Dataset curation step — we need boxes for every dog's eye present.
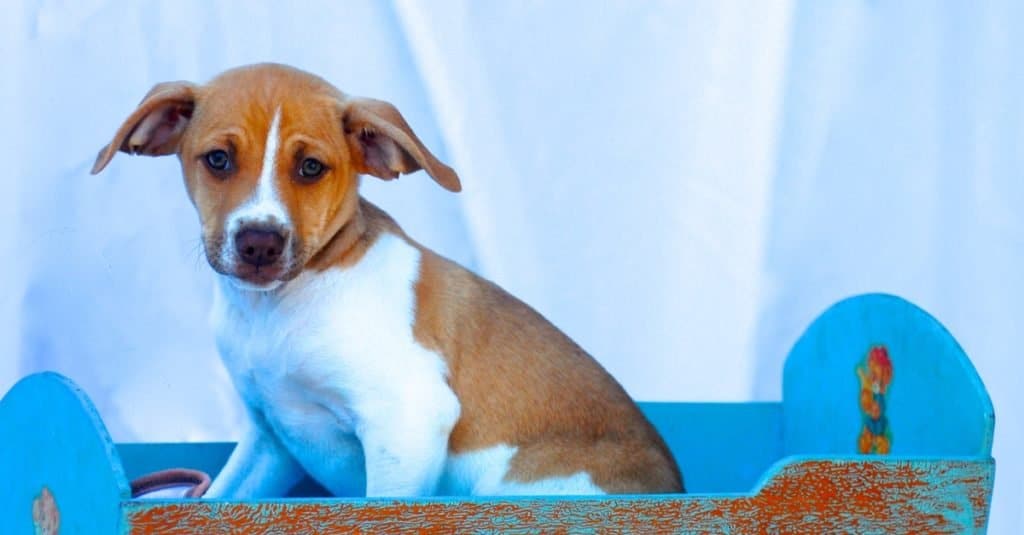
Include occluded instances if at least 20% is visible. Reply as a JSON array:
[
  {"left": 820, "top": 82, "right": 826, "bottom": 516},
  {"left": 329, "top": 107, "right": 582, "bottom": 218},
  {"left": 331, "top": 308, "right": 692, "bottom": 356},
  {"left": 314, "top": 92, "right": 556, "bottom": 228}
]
[
  {"left": 299, "top": 158, "right": 326, "bottom": 179},
  {"left": 204, "top": 150, "right": 232, "bottom": 173}
]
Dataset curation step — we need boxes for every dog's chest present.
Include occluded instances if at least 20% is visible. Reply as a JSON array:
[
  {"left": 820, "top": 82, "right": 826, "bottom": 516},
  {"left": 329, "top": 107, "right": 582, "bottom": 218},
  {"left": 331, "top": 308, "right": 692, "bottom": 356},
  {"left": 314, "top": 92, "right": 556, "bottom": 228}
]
[
  {"left": 212, "top": 290, "right": 356, "bottom": 433},
  {"left": 210, "top": 234, "right": 454, "bottom": 492}
]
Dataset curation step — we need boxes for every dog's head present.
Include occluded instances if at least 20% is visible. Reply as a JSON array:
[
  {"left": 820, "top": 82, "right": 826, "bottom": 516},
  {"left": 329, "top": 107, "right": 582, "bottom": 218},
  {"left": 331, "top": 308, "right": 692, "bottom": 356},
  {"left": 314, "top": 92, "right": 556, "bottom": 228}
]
[{"left": 93, "top": 63, "right": 459, "bottom": 290}]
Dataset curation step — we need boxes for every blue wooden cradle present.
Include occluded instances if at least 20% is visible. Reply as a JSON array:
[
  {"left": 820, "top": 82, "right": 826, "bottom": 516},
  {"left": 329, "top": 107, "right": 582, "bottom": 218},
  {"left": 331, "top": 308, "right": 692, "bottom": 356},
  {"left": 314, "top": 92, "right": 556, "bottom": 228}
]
[{"left": 0, "top": 294, "right": 995, "bottom": 533}]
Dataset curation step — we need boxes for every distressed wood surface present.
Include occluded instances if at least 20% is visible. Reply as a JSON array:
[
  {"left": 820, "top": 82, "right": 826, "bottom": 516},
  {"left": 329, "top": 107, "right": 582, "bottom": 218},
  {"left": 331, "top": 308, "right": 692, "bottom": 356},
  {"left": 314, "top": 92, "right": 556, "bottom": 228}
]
[{"left": 122, "top": 458, "right": 993, "bottom": 534}]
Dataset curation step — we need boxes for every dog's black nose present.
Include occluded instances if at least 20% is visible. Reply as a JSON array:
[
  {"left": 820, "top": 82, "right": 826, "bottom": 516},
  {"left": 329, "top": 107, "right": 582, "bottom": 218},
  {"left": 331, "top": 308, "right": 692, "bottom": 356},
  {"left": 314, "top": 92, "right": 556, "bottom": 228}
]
[{"left": 235, "top": 228, "right": 286, "bottom": 266}]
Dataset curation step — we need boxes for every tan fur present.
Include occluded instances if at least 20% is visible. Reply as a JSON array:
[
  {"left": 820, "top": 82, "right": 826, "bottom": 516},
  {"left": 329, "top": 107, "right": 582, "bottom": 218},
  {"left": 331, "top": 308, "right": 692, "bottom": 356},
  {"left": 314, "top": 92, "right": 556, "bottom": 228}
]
[
  {"left": 94, "top": 63, "right": 683, "bottom": 494},
  {"left": 411, "top": 238, "right": 682, "bottom": 492}
]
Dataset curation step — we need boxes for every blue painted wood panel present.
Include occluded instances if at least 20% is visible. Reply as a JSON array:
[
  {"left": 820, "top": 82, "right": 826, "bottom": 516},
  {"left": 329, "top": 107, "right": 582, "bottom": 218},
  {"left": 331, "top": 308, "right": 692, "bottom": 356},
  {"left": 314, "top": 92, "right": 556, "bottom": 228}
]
[
  {"left": 783, "top": 293, "right": 994, "bottom": 457},
  {"left": 0, "top": 372, "right": 129, "bottom": 534}
]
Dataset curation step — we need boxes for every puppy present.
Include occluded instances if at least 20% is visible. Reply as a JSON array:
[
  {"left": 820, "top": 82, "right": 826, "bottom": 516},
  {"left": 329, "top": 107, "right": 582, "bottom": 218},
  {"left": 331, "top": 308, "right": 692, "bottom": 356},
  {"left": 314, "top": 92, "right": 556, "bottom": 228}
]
[{"left": 93, "top": 63, "right": 683, "bottom": 498}]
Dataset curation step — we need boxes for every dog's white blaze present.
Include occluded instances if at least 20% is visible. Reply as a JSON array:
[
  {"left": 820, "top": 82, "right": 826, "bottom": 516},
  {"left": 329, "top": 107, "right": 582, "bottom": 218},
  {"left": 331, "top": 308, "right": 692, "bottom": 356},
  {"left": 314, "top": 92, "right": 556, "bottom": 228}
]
[
  {"left": 250, "top": 107, "right": 287, "bottom": 223},
  {"left": 221, "top": 107, "right": 289, "bottom": 269}
]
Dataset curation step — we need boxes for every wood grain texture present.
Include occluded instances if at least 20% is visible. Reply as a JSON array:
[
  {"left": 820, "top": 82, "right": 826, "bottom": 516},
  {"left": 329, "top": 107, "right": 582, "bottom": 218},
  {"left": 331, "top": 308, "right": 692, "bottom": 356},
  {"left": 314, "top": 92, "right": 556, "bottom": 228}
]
[{"left": 122, "top": 458, "right": 993, "bottom": 534}]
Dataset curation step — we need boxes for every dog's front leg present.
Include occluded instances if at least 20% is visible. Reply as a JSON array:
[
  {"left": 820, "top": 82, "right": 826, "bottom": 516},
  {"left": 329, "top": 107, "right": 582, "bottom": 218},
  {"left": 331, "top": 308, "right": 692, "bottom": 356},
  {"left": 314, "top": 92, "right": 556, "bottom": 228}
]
[
  {"left": 357, "top": 390, "right": 459, "bottom": 497},
  {"left": 205, "top": 418, "right": 305, "bottom": 499},
  {"left": 359, "top": 424, "right": 450, "bottom": 497}
]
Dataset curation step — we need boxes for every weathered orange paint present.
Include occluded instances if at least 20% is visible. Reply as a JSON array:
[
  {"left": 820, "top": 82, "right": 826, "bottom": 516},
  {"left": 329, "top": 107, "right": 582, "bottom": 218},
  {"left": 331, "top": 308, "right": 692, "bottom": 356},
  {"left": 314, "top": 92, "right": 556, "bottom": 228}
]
[{"left": 122, "top": 459, "right": 993, "bottom": 534}]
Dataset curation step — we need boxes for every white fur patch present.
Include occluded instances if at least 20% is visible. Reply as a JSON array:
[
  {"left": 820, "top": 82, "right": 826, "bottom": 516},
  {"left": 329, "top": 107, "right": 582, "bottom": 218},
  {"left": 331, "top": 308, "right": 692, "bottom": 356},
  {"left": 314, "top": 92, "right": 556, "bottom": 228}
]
[
  {"left": 440, "top": 444, "right": 605, "bottom": 496},
  {"left": 497, "top": 472, "right": 604, "bottom": 496},
  {"left": 439, "top": 444, "right": 519, "bottom": 495}
]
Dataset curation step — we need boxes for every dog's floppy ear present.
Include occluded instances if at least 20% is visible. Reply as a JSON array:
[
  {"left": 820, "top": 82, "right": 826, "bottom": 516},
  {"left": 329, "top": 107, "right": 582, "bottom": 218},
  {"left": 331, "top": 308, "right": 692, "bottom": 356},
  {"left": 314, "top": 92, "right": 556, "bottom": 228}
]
[
  {"left": 341, "top": 98, "right": 461, "bottom": 192},
  {"left": 91, "top": 81, "right": 197, "bottom": 174}
]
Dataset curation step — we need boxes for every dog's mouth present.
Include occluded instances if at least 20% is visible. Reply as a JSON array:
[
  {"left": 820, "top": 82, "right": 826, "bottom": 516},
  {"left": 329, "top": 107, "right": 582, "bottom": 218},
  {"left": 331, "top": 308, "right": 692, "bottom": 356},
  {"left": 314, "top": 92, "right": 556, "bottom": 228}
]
[
  {"left": 203, "top": 249, "right": 291, "bottom": 292},
  {"left": 230, "top": 264, "right": 286, "bottom": 290}
]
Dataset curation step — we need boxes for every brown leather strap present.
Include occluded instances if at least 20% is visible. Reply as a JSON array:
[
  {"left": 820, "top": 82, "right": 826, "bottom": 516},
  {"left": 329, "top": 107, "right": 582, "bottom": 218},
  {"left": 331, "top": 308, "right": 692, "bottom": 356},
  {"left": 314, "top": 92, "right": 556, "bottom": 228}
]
[{"left": 130, "top": 468, "right": 211, "bottom": 498}]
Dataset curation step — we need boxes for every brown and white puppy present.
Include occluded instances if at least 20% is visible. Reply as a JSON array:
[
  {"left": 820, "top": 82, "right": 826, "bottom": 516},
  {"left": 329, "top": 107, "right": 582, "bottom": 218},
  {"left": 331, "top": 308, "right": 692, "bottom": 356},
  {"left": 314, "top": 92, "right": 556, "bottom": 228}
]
[{"left": 92, "top": 63, "right": 683, "bottom": 498}]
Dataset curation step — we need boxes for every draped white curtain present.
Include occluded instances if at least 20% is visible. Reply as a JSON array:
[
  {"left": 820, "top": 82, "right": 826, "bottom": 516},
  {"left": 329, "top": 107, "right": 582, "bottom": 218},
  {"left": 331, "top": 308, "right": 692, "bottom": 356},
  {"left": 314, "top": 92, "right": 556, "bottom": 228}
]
[{"left": 1, "top": 1, "right": 1020, "bottom": 532}]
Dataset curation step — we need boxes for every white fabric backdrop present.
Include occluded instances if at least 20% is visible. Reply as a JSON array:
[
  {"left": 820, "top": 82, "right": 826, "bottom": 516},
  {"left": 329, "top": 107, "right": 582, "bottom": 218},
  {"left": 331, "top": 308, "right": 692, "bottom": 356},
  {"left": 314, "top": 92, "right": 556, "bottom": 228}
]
[{"left": 1, "top": 1, "right": 1020, "bottom": 532}]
